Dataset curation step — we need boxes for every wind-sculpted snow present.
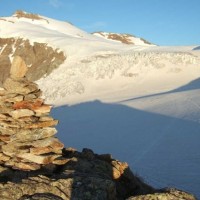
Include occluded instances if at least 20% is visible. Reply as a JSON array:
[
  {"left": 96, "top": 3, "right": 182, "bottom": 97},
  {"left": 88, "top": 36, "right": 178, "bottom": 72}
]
[{"left": 37, "top": 51, "right": 199, "bottom": 104}]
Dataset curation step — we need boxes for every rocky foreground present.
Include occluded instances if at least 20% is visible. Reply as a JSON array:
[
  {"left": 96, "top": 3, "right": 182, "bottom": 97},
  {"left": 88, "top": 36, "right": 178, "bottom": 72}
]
[
  {"left": 0, "top": 57, "right": 197, "bottom": 199},
  {"left": 0, "top": 147, "right": 197, "bottom": 200}
]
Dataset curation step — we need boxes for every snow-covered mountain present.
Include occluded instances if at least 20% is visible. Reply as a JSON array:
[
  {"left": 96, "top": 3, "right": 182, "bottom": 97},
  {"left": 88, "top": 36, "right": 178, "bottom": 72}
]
[
  {"left": 0, "top": 11, "right": 200, "bottom": 198},
  {"left": 0, "top": 11, "right": 199, "bottom": 105},
  {"left": 0, "top": 10, "right": 151, "bottom": 61},
  {"left": 0, "top": 10, "right": 154, "bottom": 87}
]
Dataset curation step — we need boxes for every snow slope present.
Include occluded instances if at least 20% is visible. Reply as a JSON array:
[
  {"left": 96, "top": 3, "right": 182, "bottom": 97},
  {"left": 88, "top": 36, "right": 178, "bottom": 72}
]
[
  {"left": 52, "top": 85, "right": 200, "bottom": 197},
  {"left": 1, "top": 11, "right": 200, "bottom": 198}
]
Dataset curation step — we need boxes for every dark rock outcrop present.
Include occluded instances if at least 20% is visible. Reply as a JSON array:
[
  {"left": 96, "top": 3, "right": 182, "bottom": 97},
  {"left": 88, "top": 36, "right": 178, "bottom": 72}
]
[
  {"left": 0, "top": 147, "right": 154, "bottom": 199},
  {"left": 0, "top": 148, "right": 196, "bottom": 200}
]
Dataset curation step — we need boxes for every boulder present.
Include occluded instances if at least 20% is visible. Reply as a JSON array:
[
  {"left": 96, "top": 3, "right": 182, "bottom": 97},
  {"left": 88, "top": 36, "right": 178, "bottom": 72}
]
[{"left": 10, "top": 56, "right": 28, "bottom": 78}]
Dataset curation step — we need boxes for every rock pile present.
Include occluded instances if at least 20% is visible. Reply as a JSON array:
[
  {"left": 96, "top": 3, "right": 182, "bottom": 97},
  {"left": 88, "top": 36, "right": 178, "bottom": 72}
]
[{"left": 0, "top": 56, "right": 66, "bottom": 170}]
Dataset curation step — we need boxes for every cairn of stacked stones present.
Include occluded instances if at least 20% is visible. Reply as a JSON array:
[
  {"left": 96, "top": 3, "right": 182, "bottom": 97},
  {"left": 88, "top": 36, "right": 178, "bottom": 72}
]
[{"left": 0, "top": 56, "right": 66, "bottom": 170}]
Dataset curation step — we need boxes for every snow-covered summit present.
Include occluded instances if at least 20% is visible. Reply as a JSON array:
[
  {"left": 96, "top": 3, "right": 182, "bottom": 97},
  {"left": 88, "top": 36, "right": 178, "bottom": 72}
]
[
  {"left": 0, "top": 10, "right": 97, "bottom": 43},
  {"left": 0, "top": 11, "right": 155, "bottom": 59}
]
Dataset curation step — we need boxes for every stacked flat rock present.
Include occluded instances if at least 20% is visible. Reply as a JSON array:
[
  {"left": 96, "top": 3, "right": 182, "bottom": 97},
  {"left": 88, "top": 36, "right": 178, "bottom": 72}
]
[{"left": 0, "top": 56, "right": 67, "bottom": 170}]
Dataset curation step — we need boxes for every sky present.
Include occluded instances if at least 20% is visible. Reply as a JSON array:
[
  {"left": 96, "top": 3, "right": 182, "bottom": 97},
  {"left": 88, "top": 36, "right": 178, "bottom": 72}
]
[{"left": 0, "top": 0, "right": 199, "bottom": 46}]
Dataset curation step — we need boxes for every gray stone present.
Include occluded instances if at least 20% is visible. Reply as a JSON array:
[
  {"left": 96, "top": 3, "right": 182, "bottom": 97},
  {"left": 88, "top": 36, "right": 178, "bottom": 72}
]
[
  {"left": 3, "top": 78, "right": 38, "bottom": 94},
  {"left": 17, "top": 153, "right": 61, "bottom": 164},
  {"left": 12, "top": 128, "right": 57, "bottom": 142}
]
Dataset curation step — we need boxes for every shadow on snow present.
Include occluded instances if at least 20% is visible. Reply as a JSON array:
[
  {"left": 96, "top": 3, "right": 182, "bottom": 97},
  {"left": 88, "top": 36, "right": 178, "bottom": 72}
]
[
  {"left": 52, "top": 99, "right": 200, "bottom": 198},
  {"left": 193, "top": 46, "right": 200, "bottom": 50}
]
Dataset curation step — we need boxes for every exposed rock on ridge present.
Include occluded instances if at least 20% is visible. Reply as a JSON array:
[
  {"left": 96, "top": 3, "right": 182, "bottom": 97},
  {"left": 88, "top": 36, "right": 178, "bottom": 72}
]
[
  {"left": 93, "top": 32, "right": 152, "bottom": 45},
  {"left": 14, "top": 10, "right": 49, "bottom": 23},
  {"left": 0, "top": 37, "right": 66, "bottom": 86}
]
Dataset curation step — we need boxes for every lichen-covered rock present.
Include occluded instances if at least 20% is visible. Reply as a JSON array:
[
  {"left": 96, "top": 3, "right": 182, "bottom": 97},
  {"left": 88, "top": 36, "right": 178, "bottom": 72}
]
[
  {"left": 0, "top": 148, "right": 196, "bottom": 200},
  {"left": 0, "top": 148, "right": 154, "bottom": 200},
  {"left": 127, "top": 188, "right": 196, "bottom": 200},
  {"left": 19, "top": 193, "right": 64, "bottom": 200}
]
